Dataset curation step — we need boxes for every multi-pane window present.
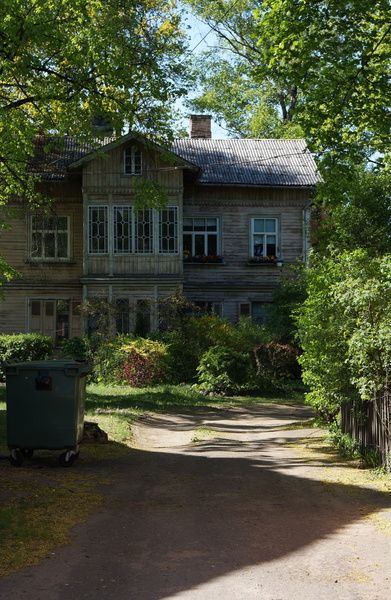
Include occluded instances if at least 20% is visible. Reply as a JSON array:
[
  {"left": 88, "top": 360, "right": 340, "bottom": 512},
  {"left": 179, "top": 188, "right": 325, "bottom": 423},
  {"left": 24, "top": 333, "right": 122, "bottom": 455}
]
[
  {"left": 114, "top": 206, "right": 132, "bottom": 254},
  {"left": 251, "top": 218, "right": 279, "bottom": 258},
  {"left": 88, "top": 206, "right": 108, "bottom": 254},
  {"left": 30, "top": 215, "right": 69, "bottom": 260},
  {"left": 159, "top": 207, "right": 178, "bottom": 254},
  {"left": 135, "top": 209, "right": 153, "bottom": 253},
  {"left": 124, "top": 146, "right": 142, "bottom": 175},
  {"left": 88, "top": 205, "right": 177, "bottom": 255},
  {"left": 183, "top": 217, "right": 219, "bottom": 256}
]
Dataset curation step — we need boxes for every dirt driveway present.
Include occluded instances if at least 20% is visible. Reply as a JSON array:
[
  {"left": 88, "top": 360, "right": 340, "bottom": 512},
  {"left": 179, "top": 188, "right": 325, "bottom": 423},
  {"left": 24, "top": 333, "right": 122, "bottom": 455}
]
[{"left": 0, "top": 403, "right": 390, "bottom": 600}]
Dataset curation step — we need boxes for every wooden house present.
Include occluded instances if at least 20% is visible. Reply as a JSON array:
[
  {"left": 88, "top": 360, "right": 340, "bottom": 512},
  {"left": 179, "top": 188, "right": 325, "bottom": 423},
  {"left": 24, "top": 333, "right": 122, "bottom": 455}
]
[{"left": 0, "top": 116, "right": 320, "bottom": 344}]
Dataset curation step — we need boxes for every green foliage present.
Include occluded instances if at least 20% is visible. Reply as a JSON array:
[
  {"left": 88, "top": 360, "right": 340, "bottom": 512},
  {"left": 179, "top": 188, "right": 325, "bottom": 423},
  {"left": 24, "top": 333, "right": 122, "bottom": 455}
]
[
  {"left": 255, "top": 0, "right": 391, "bottom": 171},
  {"left": 253, "top": 342, "right": 301, "bottom": 382},
  {"left": 296, "top": 250, "right": 391, "bottom": 418},
  {"left": 327, "top": 422, "right": 360, "bottom": 456},
  {"left": 183, "top": 0, "right": 301, "bottom": 139},
  {"left": 313, "top": 170, "right": 391, "bottom": 255},
  {"left": 197, "top": 345, "right": 253, "bottom": 393},
  {"left": 0, "top": 334, "right": 53, "bottom": 377},
  {"left": 265, "top": 263, "right": 307, "bottom": 344},
  {"left": 92, "top": 336, "right": 168, "bottom": 385},
  {"left": 0, "top": 0, "right": 189, "bottom": 254}
]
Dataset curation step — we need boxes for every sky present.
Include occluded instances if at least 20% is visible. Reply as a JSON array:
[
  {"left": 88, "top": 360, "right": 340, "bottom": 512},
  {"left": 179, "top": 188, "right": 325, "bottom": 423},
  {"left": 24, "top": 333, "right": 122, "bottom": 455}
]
[{"left": 177, "top": 11, "right": 229, "bottom": 139}]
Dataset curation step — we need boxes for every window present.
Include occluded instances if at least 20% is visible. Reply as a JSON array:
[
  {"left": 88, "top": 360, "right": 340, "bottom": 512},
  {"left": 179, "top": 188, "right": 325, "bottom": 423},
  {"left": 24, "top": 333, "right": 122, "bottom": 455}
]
[
  {"left": 159, "top": 207, "right": 178, "bottom": 254},
  {"left": 239, "top": 301, "right": 268, "bottom": 326},
  {"left": 88, "top": 205, "right": 177, "bottom": 255},
  {"left": 114, "top": 206, "right": 132, "bottom": 254},
  {"left": 30, "top": 215, "right": 69, "bottom": 260},
  {"left": 124, "top": 146, "right": 142, "bottom": 175},
  {"left": 135, "top": 209, "right": 153, "bottom": 253},
  {"left": 194, "top": 301, "right": 222, "bottom": 316},
  {"left": 88, "top": 206, "right": 108, "bottom": 254},
  {"left": 29, "top": 298, "right": 75, "bottom": 345},
  {"left": 251, "top": 218, "right": 279, "bottom": 258},
  {"left": 183, "top": 217, "right": 219, "bottom": 256},
  {"left": 116, "top": 299, "right": 130, "bottom": 334}
]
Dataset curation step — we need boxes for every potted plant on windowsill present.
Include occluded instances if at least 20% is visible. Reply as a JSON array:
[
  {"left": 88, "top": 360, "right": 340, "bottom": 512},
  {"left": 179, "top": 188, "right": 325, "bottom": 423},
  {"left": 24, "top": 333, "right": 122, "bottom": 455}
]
[
  {"left": 183, "top": 253, "right": 224, "bottom": 264},
  {"left": 247, "top": 256, "right": 283, "bottom": 266}
]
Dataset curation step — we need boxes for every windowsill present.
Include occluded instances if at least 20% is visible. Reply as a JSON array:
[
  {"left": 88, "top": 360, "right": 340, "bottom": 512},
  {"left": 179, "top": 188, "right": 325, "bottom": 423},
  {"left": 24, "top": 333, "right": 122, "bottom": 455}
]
[
  {"left": 25, "top": 258, "right": 76, "bottom": 264},
  {"left": 183, "top": 261, "right": 226, "bottom": 266},
  {"left": 246, "top": 260, "right": 282, "bottom": 266}
]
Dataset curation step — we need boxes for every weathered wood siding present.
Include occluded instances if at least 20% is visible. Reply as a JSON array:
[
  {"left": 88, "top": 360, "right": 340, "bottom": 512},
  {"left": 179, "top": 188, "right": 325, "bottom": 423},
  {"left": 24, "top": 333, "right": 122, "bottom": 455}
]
[
  {"left": 82, "top": 145, "right": 184, "bottom": 277},
  {"left": 183, "top": 185, "right": 311, "bottom": 321}
]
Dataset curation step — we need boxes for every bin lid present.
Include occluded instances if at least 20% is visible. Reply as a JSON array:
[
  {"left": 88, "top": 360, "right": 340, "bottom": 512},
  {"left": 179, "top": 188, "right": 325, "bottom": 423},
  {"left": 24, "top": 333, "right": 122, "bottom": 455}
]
[{"left": 3, "top": 359, "right": 89, "bottom": 376}]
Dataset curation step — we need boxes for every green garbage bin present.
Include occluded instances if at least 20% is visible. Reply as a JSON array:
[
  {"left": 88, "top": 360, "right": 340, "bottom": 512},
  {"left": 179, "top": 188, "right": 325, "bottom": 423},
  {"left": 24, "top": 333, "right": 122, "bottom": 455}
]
[{"left": 4, "top": 359, "right": 89, "bottom": 467}]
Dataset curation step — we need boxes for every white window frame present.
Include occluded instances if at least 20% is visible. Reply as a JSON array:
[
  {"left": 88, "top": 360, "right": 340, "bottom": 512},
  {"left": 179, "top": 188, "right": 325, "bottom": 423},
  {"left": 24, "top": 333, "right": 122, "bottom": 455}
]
[
  {"left": 183, "top": 216, "right": 220, "bottom": 256},
  {"left": 29, "top": 214, "right": 70, "bottom": 261},
  {"left": 250, "top": 217, "right": 279, "bottom": 259},
  {"left": 159, "top": 206, "right": 178, "bottom": 254},
  {"left": 123, "top": 146, "right": 142, "bottom": 175},
  {"left": 88, "top": 206, "right": 108, "bottom": 254},
  {"left": 88, "top": 205, "right": 178, "bottom": 255}
]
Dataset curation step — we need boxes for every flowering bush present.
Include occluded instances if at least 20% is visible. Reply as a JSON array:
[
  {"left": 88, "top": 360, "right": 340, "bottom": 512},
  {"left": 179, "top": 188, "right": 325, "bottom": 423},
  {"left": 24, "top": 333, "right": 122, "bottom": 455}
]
[{"left": 119, "top": 349, "right": 165, "bottom": 387}]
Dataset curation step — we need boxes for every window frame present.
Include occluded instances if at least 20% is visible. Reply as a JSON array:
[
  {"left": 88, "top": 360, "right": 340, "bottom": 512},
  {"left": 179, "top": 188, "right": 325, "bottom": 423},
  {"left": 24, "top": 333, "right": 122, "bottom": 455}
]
[
  {"left": 88, "top": 204, "right": 178, "bottom": 256},
  {"left": 250, "top": 216, "right": 280, "bottom": 259},
  {"left": 183, "top": 216, "right": 220, "bottom": 257},
  {"left": 123, "top": 146, "right": 142, "bottom": 176},
  {"left": 29, "top": 214, "right": 71, "bottom": 262}
]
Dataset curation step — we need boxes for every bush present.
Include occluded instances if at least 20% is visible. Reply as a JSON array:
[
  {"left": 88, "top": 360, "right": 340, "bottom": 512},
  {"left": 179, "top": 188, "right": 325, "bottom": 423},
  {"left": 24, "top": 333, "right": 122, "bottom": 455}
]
[
  {"left": 119, "top": 350, "right": 165, "bottom": 387},
  {"left": 0, "top": 334, "right": 53, "bottom": 378},
  {"left": 253, "top": 342, "right": 301, "bottom": 382},
  {"left": 197, "top": 345, "right": 252, "bottom": 394},
  {"left": 149, "top": 330, "right": 199, "bottom": 384}
]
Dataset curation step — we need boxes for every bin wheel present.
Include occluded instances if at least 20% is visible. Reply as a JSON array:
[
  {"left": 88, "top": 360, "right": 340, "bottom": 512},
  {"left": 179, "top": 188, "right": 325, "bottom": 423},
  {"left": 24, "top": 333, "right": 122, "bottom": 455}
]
[
  {"left": 9, "top": 450, "right": 24, "bottom": 467},
  {"left": 59, "top": 451, "right": 77, "bottom": 468},
  {"left": 21, "top": 449, "right": 34, "bottom": 458}
]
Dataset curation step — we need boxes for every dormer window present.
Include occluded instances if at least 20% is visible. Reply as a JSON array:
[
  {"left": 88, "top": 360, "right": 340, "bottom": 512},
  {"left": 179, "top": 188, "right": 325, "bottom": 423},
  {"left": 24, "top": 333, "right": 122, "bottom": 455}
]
[{"left": 124, "top": 146, "right": 142, "bottom": 175}]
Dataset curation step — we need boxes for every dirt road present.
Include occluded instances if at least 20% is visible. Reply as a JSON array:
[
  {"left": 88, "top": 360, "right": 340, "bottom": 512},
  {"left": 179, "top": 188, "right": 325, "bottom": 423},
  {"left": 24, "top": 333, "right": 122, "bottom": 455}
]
[{"left": 0, "top": 403, "right": 390, "bottom": 600}]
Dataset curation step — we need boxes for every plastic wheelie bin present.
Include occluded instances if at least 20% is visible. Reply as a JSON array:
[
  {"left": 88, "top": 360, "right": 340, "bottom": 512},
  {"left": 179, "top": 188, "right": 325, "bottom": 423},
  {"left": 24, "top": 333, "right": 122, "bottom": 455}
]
[{"left": 4, "top": 359, "right": 89, "bottom": 467}]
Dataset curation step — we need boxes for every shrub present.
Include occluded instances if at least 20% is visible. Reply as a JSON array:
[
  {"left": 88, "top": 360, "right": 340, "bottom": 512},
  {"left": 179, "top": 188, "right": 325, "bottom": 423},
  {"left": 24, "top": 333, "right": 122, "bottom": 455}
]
[
  {"left": 197, "top": 345, "right": 252, "bottom": 394},
  {"left": 253, "top": 342, "right": 301, "bottom": 382},
  {"left": 119, "top": 350, "right": 165, "bottom": 387},
  {"left": 0, "top": 334, "right": 53, "bottom": 378},
  {"left": 149, "top": 330, "right": 199, "bottom": 384}
]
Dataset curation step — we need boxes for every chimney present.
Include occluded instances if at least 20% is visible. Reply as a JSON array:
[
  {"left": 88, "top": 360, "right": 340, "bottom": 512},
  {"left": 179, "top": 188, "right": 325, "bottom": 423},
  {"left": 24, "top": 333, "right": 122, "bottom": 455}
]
[{"left": 189, "top": 114, "right": 212, "bottom": 139}]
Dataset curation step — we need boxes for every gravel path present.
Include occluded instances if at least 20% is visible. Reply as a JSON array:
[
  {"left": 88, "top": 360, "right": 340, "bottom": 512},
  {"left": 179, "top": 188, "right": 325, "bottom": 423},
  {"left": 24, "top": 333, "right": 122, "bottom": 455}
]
[{"left": 0, "top": 403, "right": 390, "bottom": 600}]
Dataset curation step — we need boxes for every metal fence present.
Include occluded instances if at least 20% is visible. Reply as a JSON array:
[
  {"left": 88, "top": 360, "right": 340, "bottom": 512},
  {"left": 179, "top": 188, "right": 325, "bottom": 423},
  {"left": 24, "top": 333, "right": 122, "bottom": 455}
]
[{"left": 340, "top": 388, "right": 391, "bottom": 468}]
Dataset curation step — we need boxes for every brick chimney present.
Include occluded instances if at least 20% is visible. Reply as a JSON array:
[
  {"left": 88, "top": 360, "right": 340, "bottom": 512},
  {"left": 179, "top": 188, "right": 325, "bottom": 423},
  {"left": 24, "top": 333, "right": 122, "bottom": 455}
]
[{"left": 189, "top": 114, "right": 212, "bottom": 139}]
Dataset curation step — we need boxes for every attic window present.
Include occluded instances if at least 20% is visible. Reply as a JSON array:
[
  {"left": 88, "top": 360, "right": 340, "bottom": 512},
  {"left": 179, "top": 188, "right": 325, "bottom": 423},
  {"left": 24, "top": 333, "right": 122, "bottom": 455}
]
[{"left": 124, "top": 146, "right": 142, "bottom": 175}]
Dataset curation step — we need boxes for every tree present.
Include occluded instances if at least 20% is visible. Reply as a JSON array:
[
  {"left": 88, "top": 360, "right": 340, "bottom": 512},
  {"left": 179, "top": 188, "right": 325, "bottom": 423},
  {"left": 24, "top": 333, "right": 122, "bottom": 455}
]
[
  {"left": 295, "top": 250, "right": 391, "bottom": 419},
  {"left": 184, "top": 0, "right": 302, "bottom": 138},
  {"left": 254, "top": 0, "right": 391, "bottom": 170},
  {"left": 0, "top": 0, "right": 189, "bottom": 205}
]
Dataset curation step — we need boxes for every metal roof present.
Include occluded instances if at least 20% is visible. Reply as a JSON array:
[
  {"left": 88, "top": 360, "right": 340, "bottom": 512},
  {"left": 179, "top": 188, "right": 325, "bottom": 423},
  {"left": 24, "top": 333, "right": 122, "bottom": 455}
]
[
  {"left": 171, "top": 138, "right": 320, "bottom": 187},
  {"left": 29, "top": 135, "right": 320, "bottom": 187}
]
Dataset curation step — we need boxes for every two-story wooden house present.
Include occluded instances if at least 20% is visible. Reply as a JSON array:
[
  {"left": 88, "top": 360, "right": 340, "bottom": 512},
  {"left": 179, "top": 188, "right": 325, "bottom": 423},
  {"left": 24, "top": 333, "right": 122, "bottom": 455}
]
[{"left": 0, "top": 115, "right": 319, "bottom": 344}]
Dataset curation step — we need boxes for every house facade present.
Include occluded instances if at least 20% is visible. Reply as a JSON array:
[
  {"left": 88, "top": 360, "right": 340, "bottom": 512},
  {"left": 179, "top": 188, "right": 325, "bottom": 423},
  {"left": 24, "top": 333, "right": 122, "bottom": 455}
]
[{"left": 0, "top": 116, "right": 319, "bottom": 344}]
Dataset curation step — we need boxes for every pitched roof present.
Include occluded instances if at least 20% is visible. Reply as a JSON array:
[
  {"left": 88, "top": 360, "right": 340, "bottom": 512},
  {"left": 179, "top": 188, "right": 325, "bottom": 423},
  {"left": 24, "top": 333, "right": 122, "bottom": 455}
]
[
  {"left": 28, "top": 136, "right": 107, "bottom": 180},
  {"left": 28, "top": 135, "right": 320, "bottom": 187},
  {"left": 171, "top": 138, "right": 320, "bottom": 187}
]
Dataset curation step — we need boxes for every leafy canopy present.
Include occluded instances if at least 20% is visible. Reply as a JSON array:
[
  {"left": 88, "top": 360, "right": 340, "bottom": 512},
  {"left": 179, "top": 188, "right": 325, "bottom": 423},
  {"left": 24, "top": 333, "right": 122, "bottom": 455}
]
[
  {"left": 0, "top": 0, "right": 189, "bottom": 203},
  {"left": 184, "top": 0, "right": 302, "bottom": 138},
  {"left": 255, "top": 0, "right": 391, "bottom": 169}
]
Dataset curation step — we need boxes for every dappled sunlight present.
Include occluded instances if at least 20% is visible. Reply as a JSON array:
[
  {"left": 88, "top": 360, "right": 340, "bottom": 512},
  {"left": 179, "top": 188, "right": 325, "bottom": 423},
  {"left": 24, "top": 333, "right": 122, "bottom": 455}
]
[{"left": 1, "top": 403, "right": 389, "bottom": 599}]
